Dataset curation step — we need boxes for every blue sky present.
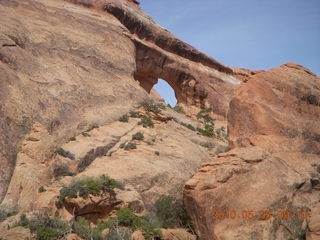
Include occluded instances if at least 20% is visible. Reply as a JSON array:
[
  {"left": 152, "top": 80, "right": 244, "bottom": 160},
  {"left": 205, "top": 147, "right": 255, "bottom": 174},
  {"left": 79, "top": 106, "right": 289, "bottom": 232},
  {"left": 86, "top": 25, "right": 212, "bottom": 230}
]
[{"left": 140, "top": 0, "right": 320, "bottom": 105}]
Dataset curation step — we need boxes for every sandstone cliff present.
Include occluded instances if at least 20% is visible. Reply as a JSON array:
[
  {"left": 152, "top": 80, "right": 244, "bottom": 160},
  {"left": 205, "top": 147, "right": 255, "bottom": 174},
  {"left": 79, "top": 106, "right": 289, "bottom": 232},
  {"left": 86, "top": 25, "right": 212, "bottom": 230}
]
[
  {"left": 184, "top": 63, "right": 320, "bottom": 240},
  {"left": 0, "top": 0, "right": 319, "bottom": 240}
]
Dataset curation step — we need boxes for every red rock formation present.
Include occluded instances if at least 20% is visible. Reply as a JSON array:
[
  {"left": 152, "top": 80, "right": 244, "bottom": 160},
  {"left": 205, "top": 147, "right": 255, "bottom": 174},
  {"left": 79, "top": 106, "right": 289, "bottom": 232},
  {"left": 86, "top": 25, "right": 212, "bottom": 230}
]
[
  {"left": 184, "top": 64, "right": 320, "bottom": 240},
  {"left": 0, "top": 1, "right": 319, "bottom": 240},
  {"left": 0, "top": 0, "right": 240, "bottom": 203}
]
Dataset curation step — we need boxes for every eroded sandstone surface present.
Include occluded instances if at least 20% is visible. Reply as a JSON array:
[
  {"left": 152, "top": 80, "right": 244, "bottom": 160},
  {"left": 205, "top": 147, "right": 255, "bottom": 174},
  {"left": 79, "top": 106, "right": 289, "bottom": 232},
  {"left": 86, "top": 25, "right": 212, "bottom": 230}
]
[
  {"left": 0, "top": 0, "right": 319, "bottom": 240},
  {"left": 184, "top": 64, "right": 320, "bottom": 240}
]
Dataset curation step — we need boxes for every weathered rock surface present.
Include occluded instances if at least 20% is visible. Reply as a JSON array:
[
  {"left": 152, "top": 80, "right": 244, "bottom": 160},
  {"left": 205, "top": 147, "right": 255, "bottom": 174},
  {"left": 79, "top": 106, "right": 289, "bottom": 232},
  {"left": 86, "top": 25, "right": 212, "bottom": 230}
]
[
  {"left": 0, "top": 226, "right": 32, "bottom": 240},
  {"left": 161, "top": 228, "right": 196, "bottom": 240},
  {"left": 0, "top": 0, "right": 238, "bottom": 205},
  {"left": 0, "top": 0, "right": 319, "bottom": 240},
  {"left": 0, "top": 0, "right": 148, "bottom": 203},
  {"left": 36, "top": 106, "right": 227, "bottom": 217},
  {"left": 307, "top": 203, "right": 320, "bottom": 240},
  {"left": 184, "top": 64, "right": 320, "bottom": 240}
]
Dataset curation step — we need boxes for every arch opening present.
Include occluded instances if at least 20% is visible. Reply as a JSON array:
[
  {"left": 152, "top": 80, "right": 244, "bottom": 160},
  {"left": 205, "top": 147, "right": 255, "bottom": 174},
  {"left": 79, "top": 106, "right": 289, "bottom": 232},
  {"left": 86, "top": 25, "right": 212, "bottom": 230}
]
[{"left": 153, "top": 79, "right": 177, "bottom": 106}]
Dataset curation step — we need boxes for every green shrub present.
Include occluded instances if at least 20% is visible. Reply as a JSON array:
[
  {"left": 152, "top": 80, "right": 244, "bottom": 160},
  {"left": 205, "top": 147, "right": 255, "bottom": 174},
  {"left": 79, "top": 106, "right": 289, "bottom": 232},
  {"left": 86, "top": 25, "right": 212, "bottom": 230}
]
[
  {"left": 155, "top": 151, "right": 160, "bottom": 156},
  {"left": 117, "top": 208, "right": 161, "bottom": 240},
  {"left": 138, "top": 115, "right": 154, "bottom": 128},
  {"left": 119, "top": 114, "right": 129, "bottom": 122},
  {"left": 53, "top": 164, "right": 76, "bottom": 178},
  {"left": 65, "top": 171, "right": 76, "bottom": 177},
  {"left": 87, "top": 124, "right": 99, "bottom": 131},
  {"left": 173, "top": 106, "right": 185, "bottom": 114},
  {"left": 155, "top": 195, "right": 177, "bottom": 228},
  {"left": 0, "top": 206, "right": 17, "bottom": 222},
  {"left": 82, "top": 132, "right": 91, "bottom": 137},
  {"left": 196, "top": 108, "right": 215, "bottom": 123},
  {"left": 38, "top": 186, "right": 46, "bottom": 193},
  {"left": 129, "top": 111, "right": 141, "bottom": 118},
  {"left": 124, "top": 142, "right": 137, "bottom": 150},
  {"left": 36, "top": 227, "right": 59, "bottom": 240},
  {"left": 15, "top": 214, "right": 30, "bottom": 227},
  {"left": 106, "top": 151, "right": 115, "bottom": 157},
  {"left": 117, "top": 208, "right": 142, "bottom": 228},
  {"left": 141, "top": 101, "right": 165, "bottom": 114},
  {"left": 179, "top": 122, "right": 195, "bottom": 131},
  {"left": 200, "top": 142, "right": 214, "bottom": 149},
  {"left": 132, "top": 132, "right": 144, "bottom": 141},
  {"left": 120, "top": 142, "right": 137, "bottom": 150},
  {"left": 105, "top": 228, "right": 132, "bottom": 240},
  {"left": 14, "top": 212, "right": 69, "bottom": 239},
  {"left": 197, "top": 124, "right": 214, "bottom": 137},
  {"left": 58, "top": 175, "right": 124, "bottom": 203},
  {"left": 55, "top": 199, "right": 64, "bottom": 209},
  {"left": 140, "top": 221, "right": 162, "bottom": 240},
  {"left": 167, "top": 104, "right": 172, "bottom": 109},
  {"left": 70, "top": 137, "right": 76, "bottom": 141},
  {"left": 56, "top": 148, "right": 75, "bottom": 160},
  {"left": 73, "top": 217, "right": 103, "bottom": 240},
  {"left": 155, "top": 195, "right": 191, "bottom": 229},
  {"left": 299, "top": 229, "right": 307, "bottom": 240}
]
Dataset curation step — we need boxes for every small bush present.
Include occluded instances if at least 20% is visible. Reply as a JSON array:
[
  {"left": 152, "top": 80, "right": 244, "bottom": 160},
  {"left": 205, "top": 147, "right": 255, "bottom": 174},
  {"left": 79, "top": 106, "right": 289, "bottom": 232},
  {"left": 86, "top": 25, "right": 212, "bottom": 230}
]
[
  {"left": 14, "top": 212, "right": 69, "bottom": 240},
  {"left": 132, "top": 132, "right": 144, "bottom": 141},
  {"left": 119, "top": 114, "right": 129, "bottom": 122},
  {"left": 56, "top": 148, "right": 75, "bottom": 160},
  {"left": 117, "top": 208, "right": 142, "bottom": 228},
  {"left": 155, "top": 151, "right": 160, "bottom": 156},
  {"left": 38, "top": 186, "right": 46, "bottom": 193},
  {"left": 105, "top": 228, "right": 132, "bottom": 240},
  {"left": 314, "top": 134, "right": 320, "bottom": 142},
  {"left": 36, "top": 227, "right": 59, "bottom": 240},
  {"left": 55, "top": 199, "right": 64, "bottom": 209},
  {"left": 65, "top": 171, "right": 76, "bottom": 177},
  {"left": 0, "top": 205, "right": 17, "bottom": 222},
  {"left": 106, "top": 151, "right": 115, "bottom": 157},
  {"left": 167, "top": 104, "right": 172, "bottom": 109},
  {"left": 53, "top": 164, "right": 76, "bottom": 178},
  {"left": 117, "top": 208, "right": 161, "bottom": 240},
  {"left": 197, "top": 124, "right": 214, "bottom": 137},
  {"left": 82, "top": 132, "right": 91, "bottom": 137},
  {"left": 141, "top": 101, "right": 162, "bottom": 114},
  {"left": 196, "top": 108, "right": 214, "bottom": 123},
  {"left": 124, "top": 142, "right": 137, "bottom": 150},
  {"left": 58, "top": 175, "right": 124, "bottom": 203},
  {"left": 87, "top": 124, "right": 99, "bottom": 131},
  {"left": 70, "top": 137, "right": 76, "bottom": 141},
  {"left": 14, "top": 214, "right": 29, "bottom": 227},
  {"left": 140, "top": 221, "right": 162, "bottom": 240},
  {"left": 73, "top": 217, "right": 102, "bottom": 240},
  {"left": 155, "top": 195, "right": 191, "bottom": 229},
  {"left": 179, "top": 122, "right": 196, "bottom": 131},
  {"left": 138, "top": 115, "right": 154, "bottom": 128},
  {"left": 129, "top": 111, "right": 141, "bottom": 118},
  {"left": 173, "top": 106, "right": 185, "bottom": 114},
  {"left": 200, "top": 142, "right": 214, "bottom": 149}
]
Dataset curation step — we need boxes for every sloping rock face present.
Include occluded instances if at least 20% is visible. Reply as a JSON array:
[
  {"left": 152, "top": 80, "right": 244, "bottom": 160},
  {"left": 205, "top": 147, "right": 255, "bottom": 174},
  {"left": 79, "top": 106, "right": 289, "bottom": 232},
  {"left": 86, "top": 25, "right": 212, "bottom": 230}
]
[
  {"left": 184, "top": 64, "right": 320, "bottom": 240},
  {"left": 0, "top": 0, "right": 237, "bottom": 205},
  {"left": 0, "top": 0, "right": 147, "bottom": 203}
]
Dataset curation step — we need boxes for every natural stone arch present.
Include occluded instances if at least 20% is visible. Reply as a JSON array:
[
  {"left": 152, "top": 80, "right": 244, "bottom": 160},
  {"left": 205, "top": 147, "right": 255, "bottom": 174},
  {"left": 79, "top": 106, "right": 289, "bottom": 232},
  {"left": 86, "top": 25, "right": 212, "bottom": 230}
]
[{"left": 133, "top": 40, "right": 202, "bottom": 107}]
